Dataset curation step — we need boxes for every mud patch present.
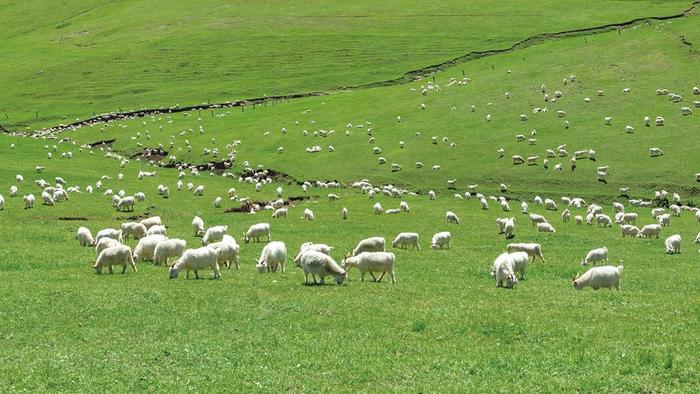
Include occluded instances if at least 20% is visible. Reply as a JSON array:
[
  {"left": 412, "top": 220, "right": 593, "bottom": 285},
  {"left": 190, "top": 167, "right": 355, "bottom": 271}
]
[
  {"left": 58, "top": 216, "right": 89, "bottom": 221},
  {"left": 224, "top": 195, "right": 315, "bottom": 213},
  {"left": 131, "top": 148, "right": 168, "bottom": 163},
  {"left": 88, "top": 138, "right": 115, "bottom": 148}
]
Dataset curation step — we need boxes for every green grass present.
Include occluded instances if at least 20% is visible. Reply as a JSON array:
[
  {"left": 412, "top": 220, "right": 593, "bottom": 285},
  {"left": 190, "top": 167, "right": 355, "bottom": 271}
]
[
  {"left": 0, "top": 0, "right": 693, "bottom": 130},
  {"left": 0, "top": 2, "right": 699, "bottom": 392}
]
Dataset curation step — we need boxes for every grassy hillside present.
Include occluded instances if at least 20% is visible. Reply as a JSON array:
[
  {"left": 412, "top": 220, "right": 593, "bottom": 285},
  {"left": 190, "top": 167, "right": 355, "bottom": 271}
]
[
  {"left": 0, "top": 2, "right": 699, "bottom": 392},
  {"left": 0, "top": 0, "right": 693, "bottom": 130}
]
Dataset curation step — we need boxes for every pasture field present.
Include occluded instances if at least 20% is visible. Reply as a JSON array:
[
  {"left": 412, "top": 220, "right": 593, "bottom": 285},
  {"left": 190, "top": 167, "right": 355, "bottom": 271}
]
[
  {"left": 0, "top": 1, "right": 699, "bottom": 392},
  {"left": 0, "top": 0, "right": 693, "bottom": 130}
]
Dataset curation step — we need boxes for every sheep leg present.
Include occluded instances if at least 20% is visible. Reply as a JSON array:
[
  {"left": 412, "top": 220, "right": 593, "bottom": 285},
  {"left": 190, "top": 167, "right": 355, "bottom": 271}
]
[
  {"left": 281, "top": 262, "right": 285, "bottom": 273},
  {"left": 370, "top": 271, "right": 379, "bottom": 282},
  {"left": 194, "top": 270, "right": 200, "bottom": 279},
  {"left": 319, "top": 277, "right": 325, "bottom": 285},
  {"left": 108, "top": 265, "right": 114, "bottom": 275},
  {"left": 121, "top": 264, "right": 127, "bottom": 274},
  {"left": 390, "top": 270, "right": 396, "bottom": 283},
  {"left": 304, "top": 271, "right": 309, "bottom": 285},
  {"left": 377, "top": 271, "right": 386, "bottom": 282},
  {"left": 360, "top": 271, "right": 365, "bottom": 282}
]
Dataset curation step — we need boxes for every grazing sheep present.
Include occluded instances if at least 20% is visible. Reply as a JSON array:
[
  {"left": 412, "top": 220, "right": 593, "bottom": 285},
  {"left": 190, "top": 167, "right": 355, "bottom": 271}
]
[
  {"left": 95, "top": 228, "right": 123, "bottom": 244},
  {"left": 544, "top": 198, "right": 558, "bottom": 211},
  {"left": 202, "top": 225, "right": 228, "bottom": 245},
  {"left": 664, "top": 234, "right": 681, "bottom": 254},
  {"left": 342, "top": 252, "right": 396, "bottom": 283},
  {"left": 428, "top": 190, "right": 436, "bottom": 200},
  {"left": 116, "top": 196, "right": 135, "bottom": 212},
  {"left": 618, "top": 212, "right": 638, "bottom": 224},
  {"left": 295, "top": 250, "right": 346, "bottom": 285},
  {"left": 581, "top": 247, "right": 609, "bottom": 266},
  {"left": 504, "top": 217, "right": 516, "bottom": 239},
  {"left": 596, "top": 214, "right": 613, "bottom": 228},
  {"left": 491, "top": 253, "right": 518, "bottom": 288},
  {"left": 302, "top": 208, "right": 315, "bottom": 221},
  {"left": 561, "top": 209, "right": 571, "bottom": 223},
  {"left": 650, "top": 147, "right": 664, "bottom": 157},
  {"left": 537, "top": 223, "right": 556, "bottom": 233},
  {"left": 520, "top": 201, "right": 528, "bottom": 214},
  {"left": 140, "top": 216, "right": 162, "bottom": 230},
  {"left": 169, "top": 247, "right": 221, "bottom": 279},
  {"left": 153, "top": 239, "right": 187, "bottom": 265},
  {"left": 133, "top": 234, "right": 168, "bottom": 262},
  {"left": 341, "top": 207, "right": 348, "bottom": 219},
  {"left": 272, "top": 207, "right": 288, "bottom": 218},
  {"left": 572, "top": 265, "right": 623, "bottom": 290},
  {"left": 93, "top": 245, "right": 137, "bottom": 274},
  {"left": 255, "top": 241, "right": 287, "bottom": 273},
  {"left": 352, "top": 237, "right": 385, "bottom": 256},
  {"left": 244, "top": 223, "right": 271, "bottom": 243},
  {"left": 392, "top": 232, "right": 420, "bottom": 250},
  {"left": 207, "top": 236, "right": 240, "bottom": 270},
  {"left": 121, "top": 222, "right": 147, "bottom": 240},
  {"left": 373, "top": 202, "right": 383, "bottom": 214},
  {"left": 656, "top": 213, "right": 671, "bottom": 227},
  {"left": 192, "top": 216, "right": 204, "bottom": 237},
  {"left": 575, "top": 215, "right": 583, "bottom": 224},
  {"left": 651, "top": 208, "right": 665, "bottom": 218},
  {"left": 479, "top": 197, "right": 489, "bottom": 210},
  {"left": 507, "top": 243, "right": 545, "bottom": 263},
  {"left": 512, "top": 155, "right": 525, "bottom": 165},
  {"left": 193, "top": 185, "right": 205, "bottom": 196},
  {"left": 41, "top": 191, "right": 54, "bottom": 206},
  {"left": 446, "top": 211, "right": 460, "bottom": 224},
  {"left": 620, "top": 225, "right": 640, "bottom": 238},
  {"left": 76, "top": 227, "right": 96, "bottom": 247},
  {"left": 147, "top": 225, "right": 167, "bottom": 237},
  {"left": 496, "top": 217, "right": 508, "bottom": 234},
  {"left": 95, "top": 237, "right": 121, "bottom": 257},
  {"left": 429, "top": 231, "right": 452, "bottom": 250},
  {"left": 637, "top": 224, "right": 662, "bottom": 239}
]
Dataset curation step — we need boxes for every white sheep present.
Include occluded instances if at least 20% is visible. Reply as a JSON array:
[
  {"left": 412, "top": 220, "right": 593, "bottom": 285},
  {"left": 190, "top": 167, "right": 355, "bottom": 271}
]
[
  {"left": 572, "top": 265, "right": 623, "bottom": 290},
  {"left": 596, "top": 214, "right": 613, "bottom": 228},
  {"left": 41, "top": 191, "right": 54, "bottom": 206},
  {"left": 193, "top": 185, "right": 205, "bottom": 196},
  {"left": 649, "top": 147, "right": 664, "bottom": 157},
  {"left": 154, "top": 239, "right": 187, "bottom": 265},
  {"left": 504, "top": 217, "right": 515, "bottom": 239},
  {"left": 520, "top": 201, "right": 528, "bottom": 214},
  {"left": 169, "top": 247, "right": 221, "bottom": 279},
  {"left": 544, "top": 198, "right": 557, "bottom": 211},
  {"left": 133, "top": 234, "right": 168, "bottom": 262},
  {"left": 637, "top": 224, "right": 662, "bottom": 239},
  {"left": 529, "top": 213, "right": 547, "bottom": 226},
  {"left": 430, "top": 232, "right": 451, "bottom": 249},
  {"left": 506, "top": 243, "right": 545, "bottom": 263},
  {"left": 95, "top": 237, "right": 121, "bottom": 258},
  {"left": 657, "top": 213, "right": 671, "bottom": 227},
  {"left": 272, "top": 207, "right": 288, "bottom": 218},
  {"left": 255, "top": 241, "right": 287, "bottom": 273},
  {"left": 95, "top": 228, "right": 123, "bottom": 244},
  {"left": 508, "top": 251, "right": 529, "bottom": 280},
  {"left": 207, "top": 236, "right": 240, "bottom": 270},
  {"left": 561, "top": 209, "right": 571, "bottom": 223},
  {"left": 491, "top": 252, "right": 518, "bottom": 288},
  {"left": 121, "top": 222, "right": 147, "bottom": 240},
  {"left": 575, "top": 215, "right": 583, "bottom": 224},
  {"left": 342, "top": 252, "right": 396, "bottom": 283},
  {"left": 244, "top": 223, "right": 271, "bottom": 243},
  {"left": 664, "top": 234, "right": 681, "bottom": 254},
  {"left": 147, "top": 224, "right": 167, "bottom": 236},
  {"left": 581, "top": 247, "right": 608, "bottom": 266},
  {"left": 392, "top": 232, "right": 420, "bottom": 250},
  {"left": 295, "top": 250, "right": 346, "bottom": 285},
  {"left": 202, "top": 225, "right": 228, "bottom": 245},
  {"left": 620, "top": 225, "right": 640, "bottom": 238},
  {"left": 537, "top": 223, "right": 556, "bottom": 233},
  {"left": 479, "top": 197, "right": 489, "bottom": 210},
  {"left": 351, "top": 237, "right": 385, "bottom": 256},
  {"left": 76, "top": 227, "right": 96, "bottom": 247},
  {"left": 373, "top": 202, "right": 383, "bottom": 214},
  {"left": 428, "top": 190, "right": 436, "bottom": 200},
  {"left": 116, "top": 196, "right": 135, "bottom": 212},
  {"left": 302, "top": 208, "right": 315, "bottom": 221},
  {"left": 192, "top": 216, "right": 204, "bottom": 237},
  {"left": 446, "top": 211, "right": 460, "bottom": 224},
  {"left": 93, "top": 245, "right": 137, "bottom": 274},
  {"left": 341, "top": 207, "right": 348, "bottom": 219}
]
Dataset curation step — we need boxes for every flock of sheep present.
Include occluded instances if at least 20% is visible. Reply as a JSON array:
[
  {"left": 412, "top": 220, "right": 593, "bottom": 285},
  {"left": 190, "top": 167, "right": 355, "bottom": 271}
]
[{"left": 1, "top": 73, "right": 698, "bottom": 291}]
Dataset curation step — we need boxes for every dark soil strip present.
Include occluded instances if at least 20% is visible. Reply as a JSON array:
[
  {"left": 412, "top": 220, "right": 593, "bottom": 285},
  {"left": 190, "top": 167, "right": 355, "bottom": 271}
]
[{"left": 11, "top": 2, "right": 698, "bottom": 137}]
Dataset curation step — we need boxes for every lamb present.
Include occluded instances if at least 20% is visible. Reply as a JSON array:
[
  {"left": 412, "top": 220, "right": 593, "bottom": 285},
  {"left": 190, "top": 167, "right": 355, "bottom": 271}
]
[
  {"left": 491, "top": 253, "right": 518, "bottom": 288},
  {"left": 637, "top": 224, "right": 662, "bottom": 239},
  {"left": 430, "top": 231, "right": 452, "bottom": 249},
  {"left": 116, "top": 196, "right": 135, "bottom": 212},
  {"left": 596, "top": 214, "right": 613, "bottom": 228},
  {"left": 95, "top": 237, "right": 121, "bottom": 257},
  {"left": 572, "top": 265, "right": 623, "bottom": 290},
  {"left": 302, "top": 208, "right": 315, "bottom": 221},
  {"left": 581, "top": 247, "right": 608, "bottom": 266},
  {"left": 120, "top": 222, "right": 147, "bottom": 240},
  {"left": 133, "top": 234, "right": 168, "bottom": 262},
  {"left": 392, "top": 232, "right": 420, "bottom": 250},
  {"left": 272, "top": 207, "right": 288, "bottom": 218},
  {"left": 352, "top": 237, "right": 385, "bottom": 256},
  {"left": 342, "top": 252, "right": 396, "bottom": 283},
  {"left": 76, "top": 227, "right": 96, "bottom": 247},
  {"left": 147, "top": 224, "right": 167, "bottom": 236},
  {"left": 244, "top": 223, "right": 271, "bottom": 243},
  {"left": 169, "top": 247, "right": 221, "bottom": 279},
  {"left": 93, "top": 245, "right": 137, "bottom": 274},
  {"left": 255, "top": 241, "right": 287, "bottom": 273},
  {"left": 202, "top": 225, "right": 228, "bottom": 245},
  {"left": 192, "top": 216, "right": 204, "bottom": 237},
  {"left": 508, "top": 251, "right": 529, "bottom": 280},
  {"left": 620, "top": 225, "right": 640, "bottom": 238},
  {"left": 207, "top": 236, "right": 240, "bottom": 270},
  {"left": 537, "top": 223, "right": 556, "bottom": 233},
  {"left": 446, "top": 211, "right": 460, "bottom": 224},
  {"left": 140, "top": 216, "right": 162, "bottom": 230},
  {"left": 153, "top": 239, "right": 187, "bottom": 265},
  {"left": 529, "top": 213, "right": 547, "bottom": 226},
  {"left": 504, "top": 217, "right": 515, "bottom": 239},
  {"left": 664, "top": 234, "right": 681, "bottom": 254},
  {"left": 95, "top": 228, "right": 123, "bottom": 244},
  {"left": 295, "top": 250, "right": 346, "bottom": 285}
]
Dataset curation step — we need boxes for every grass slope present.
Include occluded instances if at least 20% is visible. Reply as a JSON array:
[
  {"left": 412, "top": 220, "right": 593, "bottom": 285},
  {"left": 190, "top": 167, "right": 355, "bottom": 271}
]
[{"left": 0, "top": 0, "right": 692, "bottom": 130}]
